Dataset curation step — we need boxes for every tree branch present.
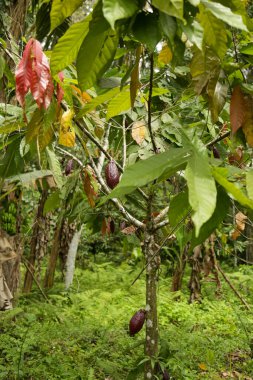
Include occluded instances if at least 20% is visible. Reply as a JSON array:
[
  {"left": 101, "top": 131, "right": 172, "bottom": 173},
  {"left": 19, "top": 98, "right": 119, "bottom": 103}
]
[{"left": 97, "top": 124, "right": 111, "bottom": 175}]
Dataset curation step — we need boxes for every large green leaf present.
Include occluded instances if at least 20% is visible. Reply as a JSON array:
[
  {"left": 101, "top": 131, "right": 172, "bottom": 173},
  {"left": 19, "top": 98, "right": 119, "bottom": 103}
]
[
  {"left": 212, "top": 166, "right": 253, "bottom": 209},
  {"left": 77, "top": 87, "right": 121, "bottom": 118},
  {"left": 76, "top": 4, "right": 118, "bottom": 90},
  {"left": 107, "top": 87, "right": 131, "bottom": 119},
  {"left": 46, "top": 148, "right": 63, "bottom": 188},
  {"left": 198, "top": 5, "right": 227, "bottom": 59},
  {"left": 6, "top": 170, "right": 54, "bottom": 187},
  {"left": 132, "top": 12, "right": 161, "bottom": 51},
  {"left": 185, "top": 138, "right": 217, "bottom": 237},
  {"left": 168, "top": 190, "right": 191, "bottom": 228},
  {"left": 209, "top": 81, "right": 228, "bottom": 123},
  {"left": 200, "top": 0, "right": 248, "bottom": 31},
  {"left": 190, "top": 46, "right": 220, "bottom": 95},
  {"left": 0, "top": 103, "right": 23, "bottom": 117},
  {"left": 105, "top": 148, "right": 191, "bottom": 199},
  {"left": 246, "top": 170, "right": 253, "bottom": 200},
  {"left": 50, "top": 19, "right": 90, "bottom": 75},
  {"left": 191, "top": 186, "right": 230, "bottom": 248},
  {"left": 50, "top": 0, "right": 83, "bottom": 31},
  {"left": 102, "top": 0, "right": 138, "bottom": 29},
  {"left": 158, "top": 12, "right": 177, "bottom": 44},
  {"left": 152, "top": 0, "right": 184, "bottom": 20}
]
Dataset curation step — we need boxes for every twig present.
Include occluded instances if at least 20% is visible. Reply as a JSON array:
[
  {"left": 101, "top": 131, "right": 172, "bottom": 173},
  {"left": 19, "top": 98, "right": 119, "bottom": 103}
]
[
  {"left": 147, "top": 53, "right": 158, "bottom": 154},
  {"left": 154, "top": 206, "right": 169, "bottom": 224},
  {"left": 206, "top": 131, "right": 230, "bottom": 147},
  {"left": 55, "top": 146, "right": 84, "bottom": 168},
  {"left": 216, "top": 264, "right": 250, "bottom": 310},
  {"left": 97, "top": 124, "right": 111, "bottom": 175},
  {"left": 122, "top": 115, "right": 127, "bottom": 169}
]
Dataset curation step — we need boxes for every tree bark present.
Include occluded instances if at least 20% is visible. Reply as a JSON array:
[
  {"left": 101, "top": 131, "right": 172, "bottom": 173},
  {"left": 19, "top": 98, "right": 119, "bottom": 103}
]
[
  {"left": 171, "top": 243, "right": 189, "bottom": 292},
  {"left": 246, "top": 220, "right": 253, "bottom": 264},
  {"left": 23, "top": 190, "right": 48, "bottom": 293},
  {"left": 9, "top": 0, "right": 30, "bottom": 41},
  {"left": 44, "top": 217, "right": 63, "bottom": 289},
  {"left": 188, "top": 245, "right": 202, "bottom": 303}
]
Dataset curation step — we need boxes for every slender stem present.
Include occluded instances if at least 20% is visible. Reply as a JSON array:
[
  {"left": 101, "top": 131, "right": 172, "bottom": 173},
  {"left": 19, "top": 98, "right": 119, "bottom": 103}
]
[
  {"left": 122, "top": 115, "right": 127, "bottom": 169},
  {"left": 206, "top": 131, "right": 230, "bottom": 147},
  {"left": 147, "top": 53, "right": 158, "bottom": 154},
  {"left": 97, "top": 124, "right": 111, "bottom": 175}
]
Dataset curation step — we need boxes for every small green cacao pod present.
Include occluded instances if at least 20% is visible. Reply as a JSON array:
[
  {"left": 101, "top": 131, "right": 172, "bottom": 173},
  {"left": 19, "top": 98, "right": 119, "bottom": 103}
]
[
  {"left": 105, "top": 160, "right": 120, "bottom": 189},
  {"left": 129, "top": 309, "right": 146, "bottom": 336}
]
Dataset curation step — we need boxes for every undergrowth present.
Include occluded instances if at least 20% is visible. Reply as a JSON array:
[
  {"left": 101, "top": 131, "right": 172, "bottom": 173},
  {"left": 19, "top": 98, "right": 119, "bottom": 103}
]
[{"left": 0, "top": 262, "right": 253, "bottom": 380}]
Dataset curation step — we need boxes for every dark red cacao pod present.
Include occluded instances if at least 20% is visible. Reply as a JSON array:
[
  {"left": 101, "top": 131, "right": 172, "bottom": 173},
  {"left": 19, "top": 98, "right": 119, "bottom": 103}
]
[
  {"left": 105, "top": 160, "right": 120, "bottom": 189},
  {"left": 212, "top": 146, "right": 220, "bottom": 159},
  {"left": 65, "top": 159, "right": 74, "bottom": 176},
  {"left": 129, "top": 309, "right": 146, "bottom": 336}
]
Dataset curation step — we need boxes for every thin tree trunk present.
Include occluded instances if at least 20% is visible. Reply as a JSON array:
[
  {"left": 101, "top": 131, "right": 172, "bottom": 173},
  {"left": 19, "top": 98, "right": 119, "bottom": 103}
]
[
  {"left": 188, "top": 245, "right": 202, "bottom": 303},
  {"left": 23, "top": 190, "right": 48, "bottom": 293},
  {"left": 9, "top": 0, "right": 30, "bottom": 41},
  {"left": 246, "top": 219, "right": 253, "bottom": 263},
  {"left": 44, "top": 217, "right": 63, "bottom": 289},
  {"left": 171, "top": 243, "right": 189, "bottom": 292},
  {"left": 65, "top": 226, "right": 83, "bottom": 289}
]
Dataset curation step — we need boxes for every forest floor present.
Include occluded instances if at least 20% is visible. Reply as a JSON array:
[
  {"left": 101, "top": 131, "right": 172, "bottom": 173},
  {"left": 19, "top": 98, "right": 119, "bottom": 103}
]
[{"left": 1, "top": 261, "right": 253, "bottom": 380}]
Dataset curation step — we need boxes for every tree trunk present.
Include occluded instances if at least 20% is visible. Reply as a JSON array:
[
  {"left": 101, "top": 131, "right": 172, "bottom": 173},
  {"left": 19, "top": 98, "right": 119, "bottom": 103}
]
[
  {"left": 188, "top": 245, "right": 202, "bottom": 303},
  {"left": 171, "top": 243, "right": 189, "bottom": 292},
  {"left": 44, "top": 217, "right": 63, "bottom": 289},
  {"left": 246, "top": 220, "right": 253, "bottom": 264},
  {"left": 23, "top": 190, "right": 48, "bottom": 293},
  {"left": 9, "top": 0, "right": 30, "bottom": 41},
  {"left": 144, "top": 230, "right": 159, "bottom": 380}
]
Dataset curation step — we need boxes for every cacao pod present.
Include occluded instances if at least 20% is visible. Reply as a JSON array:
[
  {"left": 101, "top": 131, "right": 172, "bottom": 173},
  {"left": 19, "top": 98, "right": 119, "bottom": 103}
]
[
  {"left": 129, "top": 309, "right": 146, "bottom": 336},
  {"left": 65, "top": 159, "right": 74, "bottom": 176},
  {"left": 105, "top": 160, "right": 120, "bottom": 189},
  {"left": 212, "top": 146, "right": 220, "bottom": 159}
]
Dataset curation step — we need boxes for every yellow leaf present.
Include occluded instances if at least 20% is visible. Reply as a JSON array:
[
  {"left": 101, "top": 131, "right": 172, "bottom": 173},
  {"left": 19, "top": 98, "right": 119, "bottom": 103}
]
[
  {"left": 158, "top": 43, "right": 173, "bottom": 65},
  {"left": 132, "top": 120, "right": 146, "bottom": 145},
  {"left": 198, "top": 363, "right": 207, "bottom": 371},
  {"left": 59, "top": 109, "right": 75, "bottom": 147}
]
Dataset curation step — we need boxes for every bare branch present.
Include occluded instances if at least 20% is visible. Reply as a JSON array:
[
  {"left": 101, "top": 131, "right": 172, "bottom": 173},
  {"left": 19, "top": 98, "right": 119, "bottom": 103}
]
[
  {"left": 97, "top": 124, "right": 111, "bottom": 175},
  {"left": 154, "top": 206, "right": 169, "bottom": 224},
  {"left": 55, "top": 146, "right": 84, "bottom": 168}
]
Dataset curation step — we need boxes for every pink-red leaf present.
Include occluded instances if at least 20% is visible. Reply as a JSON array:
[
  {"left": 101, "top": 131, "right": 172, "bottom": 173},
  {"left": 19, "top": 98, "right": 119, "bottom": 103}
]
[
  {"left": 230, "top": 85, "right": 246, "bottom": 134},
  {"left": 15, "top": 38, "right": 53, "bottom": 109}
]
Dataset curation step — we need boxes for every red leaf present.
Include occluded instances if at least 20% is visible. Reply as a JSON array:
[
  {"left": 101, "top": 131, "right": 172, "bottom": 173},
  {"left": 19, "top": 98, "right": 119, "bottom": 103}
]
[
  {"left": 57, "top": 72, "right": 64, "bottom": 106},
  {"left": 230, "top": 85, "right": 246, "bottom": 134},
  {"left": 15, "top": 38, "right": 53, "bottom": 109}
]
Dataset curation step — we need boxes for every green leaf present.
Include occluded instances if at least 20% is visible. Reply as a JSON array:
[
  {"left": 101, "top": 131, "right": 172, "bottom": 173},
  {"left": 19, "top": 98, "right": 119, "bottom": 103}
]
[
  {"left": 200, "top": 0, "right": 248, "bottom": 31},
  {"left": 132, "top": 12, "right": 162, "bottom": 51},
  {"left": 50, "top": 0, "right": 83, "bottom": 31},
  {"left": 76, "top": 4, "right": 118, "bottom": 90},
  {"left": 102, "top": 0, "right": 139, "bottom": 29},
  {"left": 168, "top": 191, "right": 191, "bottom": 228},
  {"left": 191, "top": 186, "right": 230, "bottom": 248},
  {"left": 182, "top": 20, "right": 203, "bottom": 50},
  {"left": 152, "top": 0, "right": 184, "bottom": 20},
  {"left": 198, "top": 5, "right": 227, "bottom": 59},
  {"left": 50, "top": 19, "right": 90, "bottom": 75},
  {"left": 185, "top": 138, "right": 217, "bottom": 236},
  {"left": 105, "top": 148, "right": 191, "bottom": 199},
  {"left": 190, "top": 46, "right": 220, "bottom": 95},
  {"left": 0, "top": 103, "right": 23, "bottom": 117},
  {"left": 209, "top": 82, "right": 228, "bottom": 123},
  {"left": 212, "top": 166, "right": 253, "bottom": 209},
  {"left": 158, "top": 12, "right": 177, "bottom": 44},
  {"left": 77, "top": 87, "right": 121, "bottom": 118},
  {"left": 0, "top": 55, "right": 5, "bottom": 80},
  {"left": 0, "top": 123, "right": 23, "bottom": 134},
  {"left": 6, "top": 170, "right": 54, "bottom": 188},
  {"left": 246, "top": 170, "right": 253, "bottom": 200},
  {"left": 44, "top": 190, "right": 61, "bottom": 214},
  {"left": 46, "top": 148, "right": 63, "bottom": 188},
  {"left": 107, "top": 87, "right": 131, "bottom": 119},
  {"left": 188, "top": 0, "right": 200, "bottom": 5}
]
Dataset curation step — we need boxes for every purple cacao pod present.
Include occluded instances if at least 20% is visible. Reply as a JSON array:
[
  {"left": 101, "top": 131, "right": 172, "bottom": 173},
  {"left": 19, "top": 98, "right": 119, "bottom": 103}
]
[
  {"left": 105, "top": 160, "right": 120, "bottom": 189},
  {"left": 212, "top": 146, "right": 220, "bottom": 159},
  {"left": 65, "top": 159, "right": 74, "bottom": 176},
  {"left": 129, "top": 309, "right": 146, "bottom": 336}
]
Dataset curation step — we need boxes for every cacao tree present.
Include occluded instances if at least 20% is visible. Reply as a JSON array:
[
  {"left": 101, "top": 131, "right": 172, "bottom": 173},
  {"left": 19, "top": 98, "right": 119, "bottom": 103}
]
[{"left": 0, "top": 0, "right": 253, "bottom": 379}]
